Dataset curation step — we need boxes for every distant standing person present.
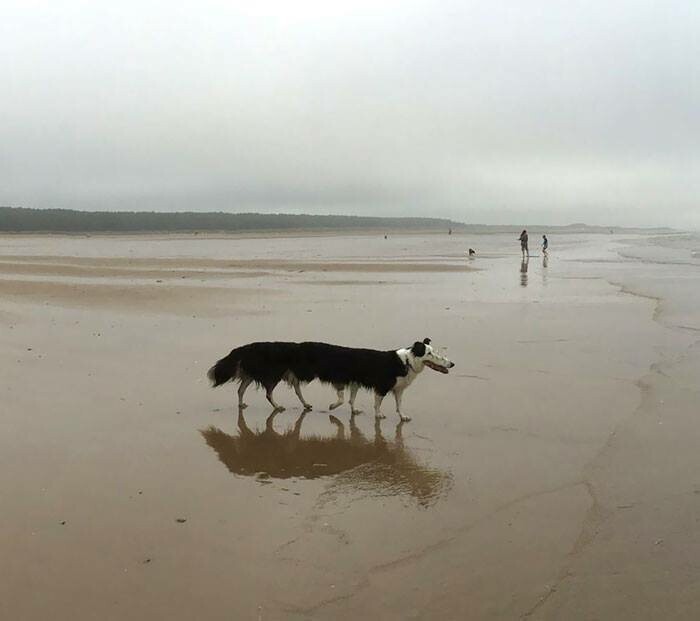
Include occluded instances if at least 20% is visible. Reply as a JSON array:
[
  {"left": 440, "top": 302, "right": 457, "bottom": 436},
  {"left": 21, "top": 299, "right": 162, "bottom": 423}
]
[
  {"left": 542, "top": 234, "right": 548, "bottom": 256},
  {"left": 519, "top": 229, "right": 529, "bottom": 258}
]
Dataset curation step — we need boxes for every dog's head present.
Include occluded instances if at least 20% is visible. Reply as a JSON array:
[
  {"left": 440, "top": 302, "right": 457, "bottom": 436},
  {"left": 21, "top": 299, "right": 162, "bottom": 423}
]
[{"left": 408, "top": 337, "right": 455, "bottom": 374}]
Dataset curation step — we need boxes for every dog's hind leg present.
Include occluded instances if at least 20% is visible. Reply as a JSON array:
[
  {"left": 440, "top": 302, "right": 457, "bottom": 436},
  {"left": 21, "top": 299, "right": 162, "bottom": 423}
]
[
  {"left": 329, "top": 384, "right": 345, "bottom": 410},
  {"left": 393, "top": 388, "right": 410, "bottom": 422},
  {"left": 237, "top": 409, "right": 254, "bottom": 437},
  {"left": 292, "top": 380, "right": 312, "bottom": 411},
  {"left": 291, "top": 411, "right": 307, "bottom": 439},
  {"left": 349, "top": 414, "right": 365, "bottom": 443},
  {"left": 349, "top": 383, "right": 362, "bottom": 415},
  {"left": 374, "top": 392, "right": 386, "bottom": 419},
  {"left": 288, "top": 411, "right": 307, "bottom": 451},
  {"left": 265, "top": 382, "right": 285, "bottom": 412},
  {"left": 265, "top": 411, "right": 282, "bottom": 434},
  {"left": 329, "top": 415, "right": 346, "bottom": 440},
  {"left": 237, "top": 377, "right": 252, "bottom": 409}
]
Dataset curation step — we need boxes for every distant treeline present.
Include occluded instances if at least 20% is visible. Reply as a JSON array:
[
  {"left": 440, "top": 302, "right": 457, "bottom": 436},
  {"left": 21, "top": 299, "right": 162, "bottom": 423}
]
[
  {"left": 0, "top": 207, "right": 672, "bottom": 234},
  {"left": 0, "top": 207, "right": 462, "bottom": 233}
]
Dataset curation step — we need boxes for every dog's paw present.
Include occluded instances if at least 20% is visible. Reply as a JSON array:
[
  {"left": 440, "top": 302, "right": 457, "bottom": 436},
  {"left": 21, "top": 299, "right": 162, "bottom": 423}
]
[
  {"left": 399, "top": 415, "right": 412, "bottom": 422},
  {"left": 351, "top": 408, "right": 363, "bottom": 415},
  {"left": 375, "top": 413, "right": 386, "bottom": 420}
]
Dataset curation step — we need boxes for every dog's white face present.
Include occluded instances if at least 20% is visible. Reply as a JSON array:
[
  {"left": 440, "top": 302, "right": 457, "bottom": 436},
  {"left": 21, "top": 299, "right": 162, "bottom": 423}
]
[{"left": 406, "top": 339, "right": 454, "bottom": 374}]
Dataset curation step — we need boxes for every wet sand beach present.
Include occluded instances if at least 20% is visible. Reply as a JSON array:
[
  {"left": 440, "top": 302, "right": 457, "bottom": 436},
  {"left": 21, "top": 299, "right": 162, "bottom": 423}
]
[{"left": 1, "top": 232, "right": 699, "bottom": 620}]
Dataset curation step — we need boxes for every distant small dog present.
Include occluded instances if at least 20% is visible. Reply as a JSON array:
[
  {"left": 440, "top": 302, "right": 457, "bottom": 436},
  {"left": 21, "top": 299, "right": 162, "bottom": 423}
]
[
  {"left": 468, "top": 248, "right": 476, "bottom": 256},
  {"left": 207, "top": 338, "right": 454, "bottom": 421}
]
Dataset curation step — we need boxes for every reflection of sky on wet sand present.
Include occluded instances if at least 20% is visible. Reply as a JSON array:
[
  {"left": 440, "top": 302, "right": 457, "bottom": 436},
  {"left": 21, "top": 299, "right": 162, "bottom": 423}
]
[{"left": 201, "top": 410, "right": 452, "bottom": 507}]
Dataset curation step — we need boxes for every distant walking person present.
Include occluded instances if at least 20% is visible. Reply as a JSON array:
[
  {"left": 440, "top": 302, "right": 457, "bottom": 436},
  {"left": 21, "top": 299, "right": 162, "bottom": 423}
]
[
  {"left": 542, "top": 234, "right": 549, "bottom": 256},
  {"left": 519, "top": 229, "right": 529, "bottom": 258}
]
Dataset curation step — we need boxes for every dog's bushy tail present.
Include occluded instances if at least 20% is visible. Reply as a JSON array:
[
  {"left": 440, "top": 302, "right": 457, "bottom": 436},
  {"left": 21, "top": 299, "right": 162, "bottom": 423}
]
[{"left": 207, "top": 349, "right": 240, "bottom": 387}]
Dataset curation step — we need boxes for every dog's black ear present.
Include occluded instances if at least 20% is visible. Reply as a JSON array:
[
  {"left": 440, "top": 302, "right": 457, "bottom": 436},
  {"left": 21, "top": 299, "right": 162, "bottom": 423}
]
[
  {"left": 422, "top": 337, "right": 431, "bottom": 345},
  {"left": 411, "top": 341, "right": 426, "bottom": 357}
]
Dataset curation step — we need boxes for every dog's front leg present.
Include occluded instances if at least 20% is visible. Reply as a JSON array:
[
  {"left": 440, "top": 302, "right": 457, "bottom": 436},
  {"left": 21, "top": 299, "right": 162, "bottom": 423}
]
[
  {"left": 393, "top": 388, "right": 410, "bottom": 422},
  {"left": 349, "top": 383, "right": 362, "bottom": 415},
  {"left": 329, "top": 385, "right": 345, "bottom": 410},
  {"left": 374, "top": 393, "right": 385, "bottom": 419},
  {"left": 292, "top": 380, "right": 312, "bottom": 410}
]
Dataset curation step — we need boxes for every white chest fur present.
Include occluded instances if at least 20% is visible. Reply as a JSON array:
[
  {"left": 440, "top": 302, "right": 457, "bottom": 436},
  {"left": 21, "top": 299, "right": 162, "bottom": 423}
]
[
  {"left": 393, "top": 348, "right": 421, "bottom": 392},
  {"left": 393, "top": 372, "right": 416, "bottom": 391}
]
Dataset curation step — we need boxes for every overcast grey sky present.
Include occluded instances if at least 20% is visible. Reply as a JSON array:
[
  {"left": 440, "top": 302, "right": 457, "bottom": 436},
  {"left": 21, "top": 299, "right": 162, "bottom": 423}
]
[{"left": 2, "top": 1, "right": 699, "bottom": 227}]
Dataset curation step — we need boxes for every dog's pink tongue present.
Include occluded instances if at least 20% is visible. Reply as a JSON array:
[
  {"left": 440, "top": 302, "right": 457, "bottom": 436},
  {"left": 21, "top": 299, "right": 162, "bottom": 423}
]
[{"left": 425, "top": 361, "right": 449, "bottom": 374}]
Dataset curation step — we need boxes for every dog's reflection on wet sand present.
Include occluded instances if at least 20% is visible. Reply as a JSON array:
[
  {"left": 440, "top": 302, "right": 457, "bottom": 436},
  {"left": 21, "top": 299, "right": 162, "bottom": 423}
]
[{"left": 201, "top": 410, "right": 452, "bottom": 507}]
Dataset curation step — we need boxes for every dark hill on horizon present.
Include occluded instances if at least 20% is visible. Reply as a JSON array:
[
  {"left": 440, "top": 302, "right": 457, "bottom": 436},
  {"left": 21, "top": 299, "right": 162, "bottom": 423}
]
[
  {"left": 0, "top": 207, "right": 673, "bottom": 234},
  {"left": 0, "top": 207, "right": 461, "bottom": 233}
]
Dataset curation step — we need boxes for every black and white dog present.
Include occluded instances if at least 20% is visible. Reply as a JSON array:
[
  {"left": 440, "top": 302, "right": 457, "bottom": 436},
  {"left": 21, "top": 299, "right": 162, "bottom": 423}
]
[{"left": 207, "top": 338, "right": 454, "bottom": 421}]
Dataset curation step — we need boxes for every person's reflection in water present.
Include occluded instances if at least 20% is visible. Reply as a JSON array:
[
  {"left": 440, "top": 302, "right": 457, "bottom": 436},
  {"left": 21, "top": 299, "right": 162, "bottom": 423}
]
[
  {"left": 520, "top": 257, "right": 529, "bottom": 287},
  {"left": 200, "top": 409, "right": 451, "bottom": 507},
  {"left": 542, "top": 254, "right": 549, "bottom": 285}
]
